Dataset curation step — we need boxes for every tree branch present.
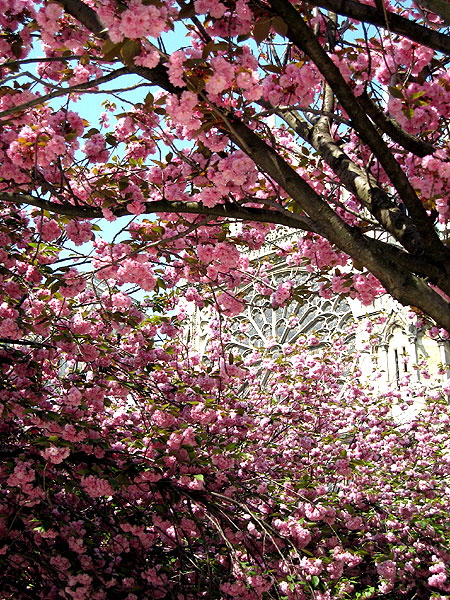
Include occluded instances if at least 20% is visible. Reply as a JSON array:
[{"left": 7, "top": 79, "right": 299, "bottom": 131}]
[
  {"left": 0, "top": 68, "right": 130, "bottom": 120},
  {"left": 356, "top": 91, "right": 435, "bottom": 157},
  {"left": 20, "top": 0, "right": 450, "bottom": 330},
  {"left": 267, "top": 0, "right": 449, "bottom": 262},
  {"left": 0, "top": 338, "right": 56, "bottom": 349},
  {"left": 59, "top": 0, "right": 107, "bottom": 38},
  {"left": 277, "top": 107, "right": 425, "bottom": 254},
  {"left": 1, "top": 55, "right": 83, "bottom": 70},
  {"left": 306, "top": 0, "right": 450, "bottom": 54},
  {"left": 5, "top": 190, "right": 446, "bottom": 290},
  {"left": 365, "top": 237, "right": 448, "bottom": 285},
  {"left": 257, "top": 104, "right": 352, "bottom": 126},
  {"left": 0, "top": 191, "right": 318, "bottom": 233},
  {"left": 60, "top": 0, "right": 179, "bottom": 94},
  {"left": 204, "top": 113, "right": 450, "bottom": 328}
]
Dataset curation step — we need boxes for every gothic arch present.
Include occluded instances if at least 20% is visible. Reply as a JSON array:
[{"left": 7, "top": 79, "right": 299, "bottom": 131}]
[{"left": 372, "top": 310, "right": 450, "bottom": 386}]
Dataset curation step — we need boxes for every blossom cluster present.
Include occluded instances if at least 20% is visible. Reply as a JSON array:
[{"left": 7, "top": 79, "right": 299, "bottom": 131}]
[{"left": 1, "top": 317, "right": 450, "bottom": 599}]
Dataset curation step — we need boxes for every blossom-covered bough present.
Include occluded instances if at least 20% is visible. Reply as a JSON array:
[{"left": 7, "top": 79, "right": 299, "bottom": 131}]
[
  {"left": 3, "top": 325, "right": 450, "bottom": 600},
  {"left": 1, "top": 0, "right": 450, "bottom": 598},
  {"left": 1, "top": 0, "right": 450, "bottom": 328}
]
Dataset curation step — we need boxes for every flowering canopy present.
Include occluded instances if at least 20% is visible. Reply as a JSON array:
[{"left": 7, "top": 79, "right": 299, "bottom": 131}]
[
  {"left": 2, "top": 1, "right": 450, "bottom": 598},
  {"left": 2, "top": 325, "right": 450, "bottom": 599},
  {"left": 0, "top": 0, "right": 450, "bottom": 328}
]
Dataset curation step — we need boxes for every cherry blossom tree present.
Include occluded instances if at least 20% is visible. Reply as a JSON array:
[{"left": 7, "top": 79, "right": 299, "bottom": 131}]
[
  {"left": 2, "top": 318, "right": 450, "bottom": 599},
  {"left": 2, "top": 1, "right": 450, "bottom": 598},
  {"left": 0, "top": 0, "right": 450, "bottom": 328}
]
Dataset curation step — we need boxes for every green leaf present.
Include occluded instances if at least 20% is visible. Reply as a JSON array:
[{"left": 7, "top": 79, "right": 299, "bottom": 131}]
[
  {"left": 272, "top": 16, "right": 288, "bottom": 37},
  {"left": 202, "top": 40, "right": 216, "bottom": 60},
  {"left": 120, "top": 40, "right": 141, "bottom": 67},
  {"left": 263, "top": 64, "right": 282, "bottom": 74},
  {"left": 388, "top": 86, "right": 404, "bottom": 99},
  {"left": 102, "top": 39, "right": 123, "bottom": 61},
  {"left": 64, "top": 131, "right": 78, "bottom": 141},
  {"left": 177, "top": 0, "right": 195, "bottom": 18},
  {"left": 105, "top": 133, "right": 117, "bottom": 146},
  {"left": 253, "top": 18, "right": 272, "bottom": 44},
  {"left": 83, "top": 128, "right": 100, "bottom": 139},
  {"left": 144, "top": 92, "right": 154, "bottom": 106}
]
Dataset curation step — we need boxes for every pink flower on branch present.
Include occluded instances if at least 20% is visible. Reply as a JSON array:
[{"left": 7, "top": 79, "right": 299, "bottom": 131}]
[
  {"left": 41, "top": 445, "right": 71, "bottom": 464},
  {"left": 81, "top": 475, "right": 114, "bottom": 498}
]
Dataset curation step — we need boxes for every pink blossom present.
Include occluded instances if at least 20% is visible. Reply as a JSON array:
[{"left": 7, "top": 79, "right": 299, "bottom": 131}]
[
  {"left": 66, "top": 220, "right": 93, "bottom": 245},
  {"left": 376, "top": 560, "right": 397, "bottom": 581},
  {"left": 65, "top": 386, "right": 82, "bottom": 407},
  {"left": 271, "top": 280, "right": 294, "bottom": 308},
  {"left": 428, "top": 572, "right": 448, "bottom": 588},
  {"left": 111, "top": 292, "right": 132, "bottom": 311},
  {"left": 0, "top": 317, "right": 22, "bottom": 339},
  {"left": 82, "top": 133, "right": 109, "bottom": 163},
  {"left": 79, "top": 343, "right": 100, "bottom": 363},
  {"left": 134, "top": 47, "right": 160, "bottom": 69},
  {"left": 194, "top": 0, "right": 226, "bottom": 17},
  {"left": 7, "top": 461, "right": 35, "bottom": 488},
  {"left": 290, "top": 522, "right": 312, "bottom": 548},
  {"left": 34, "top": 216, "right": 61, "bottom": 242},
  {"left": 117, "top": 258, "right": 157, "bottom": 291},
  {"left": 217, "top": 292, "right": 244, "bottom": 316},
  {"left": 41, "top": 445, "right": 71, "bottom": 464},
  {"left": 118, "top": 1, "right": 169, "bottom": 40},
  {"left": 81, "top": 475, "right": 114, "bottom": 498},
  {"left": 168, "top": 50, "right": 186, "bottom": 87},
  {"left": 300, "top": 557, "right": 323, "bottom": 576}
]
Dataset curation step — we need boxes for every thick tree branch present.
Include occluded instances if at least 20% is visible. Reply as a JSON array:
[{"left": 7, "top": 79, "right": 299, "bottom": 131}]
[
  {"left": 209, "top": 113, "right": 450, "bottom": 328},
  {"left": 356, "top": 91, "right": 435, "bottom": 157},
  {"left": 258, "top": 104, "right": 352, "bottom": 126},
  {"left": 21, "top": 0, "right": 450, "bottom": 330},
  {"left": 60, "top": 0, "right": 179, "bottom": 94},
  {"left": 277, "top": 107, "right": 425, "bottom": 254},
  {"left": 306, "top": 0, "right": 450, "bottom": 54},
  {"left": 59, "top": 0, "right": 426, "bottom": 259},
  {"left": 0, "top": 191, "right": 318, "bottom": 233},
  {"left": 4, "top": 190, "right": 445, "bottom": 288},
  {"left": 59, "top": 0, "right": 107, "bottom": 38},
  {"left": 268, "top": 100, "right": 418, "bottom": 248},
  {"left": 416, "top": 0, "right": 450, "bottom": 25},
  {"left": 365, "top": 237, "right": 447, "bottom": 285},
  {"left": 268, "top": 0, "right": 449, "bottom": 262}
]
